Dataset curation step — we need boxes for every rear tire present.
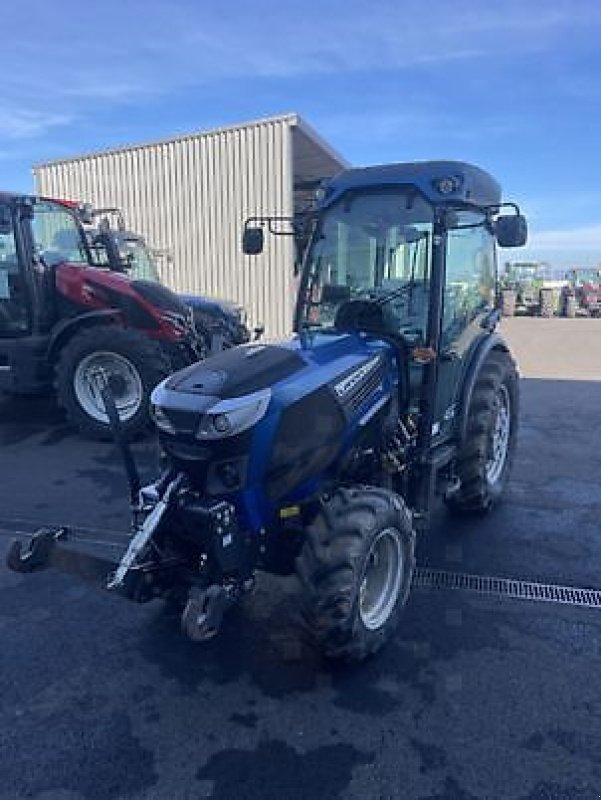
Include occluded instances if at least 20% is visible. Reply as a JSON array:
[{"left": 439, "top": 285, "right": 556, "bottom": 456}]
[
  {"left": 563, "top": 294, "right": 576, "bottom": 318},
  {"left": 539, "top": 288, "right": 554, "bottom": 318},
  {"left": 446, "top": 349, "right": 519, "bottom": 515},
  {"left": 54, "top": 325, "right": 171, "bottom": 440},
  {"left": 500, "top": 289, "right": 516, "bottom": 317},
  {"left": 296, "top": 487, "right": 415, "bottom": 661}
]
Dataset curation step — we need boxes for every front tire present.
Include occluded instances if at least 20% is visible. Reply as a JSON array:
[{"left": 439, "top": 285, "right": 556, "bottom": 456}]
[
  {"left": 296, "top": 487, "right": 415, "bottom": 662},
  {"left": 54, "top": 325, "right": 171, "bottom": 440},
  {"left": 539, "top": 288, "right": 554, "bottom": 318},
  {"left": 500, "top": 289, "right": 516, "bottom": 317},
  {"left": 447, "top": 349, "right": 519, "bottom": 514},
  {"left": 563, "top": 293, "right": 576, "bottom": 318}
]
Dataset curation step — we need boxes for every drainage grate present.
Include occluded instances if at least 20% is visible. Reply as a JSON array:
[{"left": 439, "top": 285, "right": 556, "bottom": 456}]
[{"left": 413, "top": 568, "right": 601, "bottom": 609}]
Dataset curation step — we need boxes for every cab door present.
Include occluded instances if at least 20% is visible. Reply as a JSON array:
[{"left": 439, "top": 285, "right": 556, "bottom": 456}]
[
  {"left": 433, "top": 211, "right": 497, "bottom": 440},
  {"left": 0, "top": 203, "right": 30, "bottom": 338}
]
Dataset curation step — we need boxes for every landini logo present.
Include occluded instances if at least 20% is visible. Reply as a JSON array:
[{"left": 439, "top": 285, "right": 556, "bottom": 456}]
[{"left": 334, "top": 356, "right": 381, "bottom": 398}]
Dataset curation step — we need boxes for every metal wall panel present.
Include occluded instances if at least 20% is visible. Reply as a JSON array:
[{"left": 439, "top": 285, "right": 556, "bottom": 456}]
[{"left": 34, "top": 116, "right": 306, "bottom": 337}]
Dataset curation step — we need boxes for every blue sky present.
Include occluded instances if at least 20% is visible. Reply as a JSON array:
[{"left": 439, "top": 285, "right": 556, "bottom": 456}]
[{"left": 1, "top": 0, "right": 600, "bottom": 267}]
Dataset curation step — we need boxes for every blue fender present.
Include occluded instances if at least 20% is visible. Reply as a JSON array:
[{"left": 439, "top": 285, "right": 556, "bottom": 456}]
[{"left": 456, "top": 331, "right": 511, "bottom": 445}]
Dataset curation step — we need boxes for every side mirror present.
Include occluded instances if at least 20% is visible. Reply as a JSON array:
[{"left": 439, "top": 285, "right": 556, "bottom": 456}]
[
  {"left": 79, "top": 203, "right": 94, "bottom": 225},
  {"left": 242, "top": 226, "right": 264, "bottom": 255},
  {"left": 496, "top": 214, "right": 528, "bottom": 248}
]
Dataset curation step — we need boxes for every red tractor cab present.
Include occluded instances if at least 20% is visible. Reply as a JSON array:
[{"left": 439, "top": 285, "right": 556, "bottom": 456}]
[{"left": 0, "top": 193, "right": 202, "bottom": 438}]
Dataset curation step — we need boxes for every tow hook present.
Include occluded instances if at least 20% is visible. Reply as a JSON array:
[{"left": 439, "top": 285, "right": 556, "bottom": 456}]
[{"left": 6, "top": 527, "right": 68, "bottom": 573}]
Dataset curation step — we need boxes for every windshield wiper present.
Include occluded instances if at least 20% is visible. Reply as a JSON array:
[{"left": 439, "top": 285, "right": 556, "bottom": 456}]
[{"left": 373, "top": 282, "right": 414, "bottom": 306}]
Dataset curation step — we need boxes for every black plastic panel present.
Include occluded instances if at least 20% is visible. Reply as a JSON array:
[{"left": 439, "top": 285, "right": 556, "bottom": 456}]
[
  {"left": 166, "top": 344, "right": 306, "bottom": 398},
  {"left": 265, "top": 387, "right": 345, "bottom": 502}
]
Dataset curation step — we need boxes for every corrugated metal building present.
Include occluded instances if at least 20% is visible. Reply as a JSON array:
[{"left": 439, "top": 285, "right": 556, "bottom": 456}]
[{"left": 33, "top": 114, "right": 348, "bottom": 337}]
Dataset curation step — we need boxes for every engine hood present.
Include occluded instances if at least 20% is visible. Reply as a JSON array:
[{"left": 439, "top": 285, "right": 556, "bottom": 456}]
[
  {"left": 151, "top": 333, "right": 393, "bottom": 421},
  {"left": 180, "top": 293, "right": 241, "bottom": 321},
  {"left": 151, "top": 332, "right": 398, "bottom": 511}
]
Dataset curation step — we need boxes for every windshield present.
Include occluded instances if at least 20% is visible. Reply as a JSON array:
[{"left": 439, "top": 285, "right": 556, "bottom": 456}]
[
  {"left": 299, "top": 190, "right": 433, "bottom": 336},
  {"left": 507, "top": 265, "right": 541, "bottom": 280},
  {"left": 31, "top": 201, "right": 88, "bottom": 266},
  {"left": 118, "top": 237, "right": 160, "bottom": 281}
]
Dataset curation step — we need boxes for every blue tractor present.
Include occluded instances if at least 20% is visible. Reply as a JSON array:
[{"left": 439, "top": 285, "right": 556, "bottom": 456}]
[{"left": 8, "top": 161, "right": 527, "bottom": 661}]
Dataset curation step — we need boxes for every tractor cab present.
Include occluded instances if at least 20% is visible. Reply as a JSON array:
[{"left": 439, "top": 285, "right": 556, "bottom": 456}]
[
  {"left": 245, "top": 161, "right": 525, "bottom": 441},
  {"left": 0, "top": 195, "right": 90, "bottom": 339},
  {"left": 90, "top": 226, "right": 161, "bottom": 282},
  {"left": 294, "top": 171, "right": 502, "bottom": 348},
  {"left": 80, "top": 206, "right": 162, "bottom": 282}
]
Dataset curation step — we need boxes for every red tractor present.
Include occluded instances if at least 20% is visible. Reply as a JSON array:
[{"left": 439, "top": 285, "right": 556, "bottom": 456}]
[
  {"left": 0, "top": 193, "right": 203, "bottom": 438},
  {"left": 565, "top": 268, "right": 601, "bottom": 317}
]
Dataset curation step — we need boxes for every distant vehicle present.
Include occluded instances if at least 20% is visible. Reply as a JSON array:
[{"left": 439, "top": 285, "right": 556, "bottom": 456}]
[
  {"left": 499, "top": 262, "right": 554, "bottom": 317},
  {"left": 79, "top": 206, "right": 253, "bottom": 352},
  {"left": 565, "top": 268, "right": 601, "bottom": 317},
  {"left": 0, "top": 194, "right": 204, "bottom": 438}
]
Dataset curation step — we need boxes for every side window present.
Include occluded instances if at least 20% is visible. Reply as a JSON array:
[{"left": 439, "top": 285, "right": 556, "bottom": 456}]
[
  {"left": 443, "top": 212, "right": 495, "bottom": 344},
  {"left": 31, "top": 202, "right": 88, "bottom": 267}
]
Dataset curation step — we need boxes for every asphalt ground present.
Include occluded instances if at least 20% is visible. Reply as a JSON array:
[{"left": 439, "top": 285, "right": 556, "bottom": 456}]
[{"left": 1, "top": 318, "right": 601, "bottom": 800}]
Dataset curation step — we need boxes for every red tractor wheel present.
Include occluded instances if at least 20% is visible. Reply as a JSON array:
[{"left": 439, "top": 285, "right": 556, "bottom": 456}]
[{"left": 54, "top": 325, "right": 171, "bottom": 440}]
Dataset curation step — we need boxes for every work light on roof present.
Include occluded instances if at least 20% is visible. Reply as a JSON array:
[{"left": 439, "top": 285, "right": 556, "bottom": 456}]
[{"left": 433, "top": 176, "right": 461, "bottom": 195}]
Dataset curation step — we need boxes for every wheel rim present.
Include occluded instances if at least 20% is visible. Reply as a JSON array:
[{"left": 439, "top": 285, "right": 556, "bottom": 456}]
[
  {"left": 359, "top": 527, "right": 404, "bottom": 631},
  {"left": 73, "top": 351, "right": 143, "bottom": 423},
  {"left": 486, "top": 383, "right": 511, "bottom": 486}
]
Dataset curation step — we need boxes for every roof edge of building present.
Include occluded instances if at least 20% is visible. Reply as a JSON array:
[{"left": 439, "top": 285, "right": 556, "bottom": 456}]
[
  {"left": 32, "top": 112, "right": 301, "bottom": 170},
  {"left": 292, "top": 116, "right": 350, "bottom": 170}
]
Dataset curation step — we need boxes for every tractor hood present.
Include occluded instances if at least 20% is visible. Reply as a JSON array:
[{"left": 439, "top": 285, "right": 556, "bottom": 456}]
[
  {"left": 151, "top": 333, "right": 393, "bottom": 434},
  {"left": 180, "top": 294, "right": 242, "bottom": 321},
  {"left": 151, "top": 332, "right": 397, "bottom": 511}
]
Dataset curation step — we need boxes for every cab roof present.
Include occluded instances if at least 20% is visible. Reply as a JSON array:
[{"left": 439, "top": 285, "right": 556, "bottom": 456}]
[
  {"left": 0, "top": 191, "right": 76, "bottom": 208},
  {"left": 320, "top": 160, "right": 502, "bottom": 209}
]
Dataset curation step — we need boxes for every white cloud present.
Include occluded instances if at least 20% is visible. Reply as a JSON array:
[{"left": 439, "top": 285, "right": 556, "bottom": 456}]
[
  {"left": 316, "top": 110, "right": 523, "bottom": 149},
  {"left": 516, "top": 223, "right": 601, "bottom": 268},
  {"left": 527, "top": 224, "right": 601, "bottom": 251},
  {"left": 1, "top": 0, "right": 599, "bottom": 110},
  {"left": 0, "top": 108, "right": 73, "bottom": 140}
]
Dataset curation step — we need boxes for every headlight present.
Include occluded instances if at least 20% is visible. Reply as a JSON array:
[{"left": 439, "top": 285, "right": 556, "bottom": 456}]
[{"left": 196, "top": 389, "right": 271, "bottom": 440}]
